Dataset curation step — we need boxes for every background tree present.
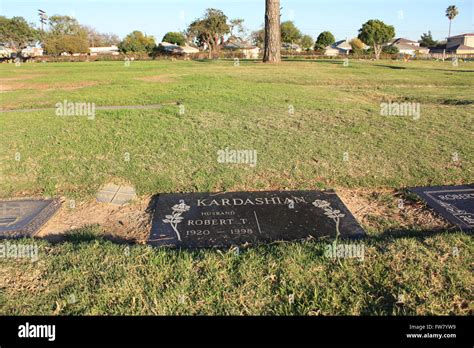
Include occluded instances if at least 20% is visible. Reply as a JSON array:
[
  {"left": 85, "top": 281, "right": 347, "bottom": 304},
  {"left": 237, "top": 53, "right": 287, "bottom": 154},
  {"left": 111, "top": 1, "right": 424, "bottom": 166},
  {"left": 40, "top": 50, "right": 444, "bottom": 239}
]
[
  {"left": 263, "top": 0, "right": 281, "bottom": 63},
  {"left": 162, "top": 32, "right": 186, "bottom": 45},
  {"left": 382, "top": 45, "right": 399, "bottom": 54},
  {"left": 84, "top": 26, "right": 120, "bottom": 47},
  {"left": 229, "top": 18, "right": 246, "bottom": 38},
  {"left": 48, "top": 15, "right": 83, "bottom": 36},
  {"left": 300, "top": 34, "right": 314, "bottom": 50},
  {"left": 358, "top": 19, "right": 395, "bottom": 60},
  {"left": 43, "top": 34, "right": 89, "bottom": 55},
  {"left": 280, "top": 21, "right": 302, "bottom": 44},
  {"left": 419, "top": 31, "right": 438, "bottom": 47},
  {"left": 251, "top": 28, "right": 265, "bottom": 47},
  {"left": 314, "top": 31, "right": 335, "bottom": 50},
  {"left": 118, "top": 30, "right": 156, "bottom": 54},
  {"left": 187, "top": 8, "right": 230, "bottom": 59},
  {"left": 445, "top": 5, "right": 459, "bottom": 38},
  {"left": 42, "top": 15, "right": 89, "bottom": 55},
  {"left": 0, "top": 16, "right": 38, "bottom": 49},
  {"left": 349, "top": 38, "right": 365, "bottom": 54}
]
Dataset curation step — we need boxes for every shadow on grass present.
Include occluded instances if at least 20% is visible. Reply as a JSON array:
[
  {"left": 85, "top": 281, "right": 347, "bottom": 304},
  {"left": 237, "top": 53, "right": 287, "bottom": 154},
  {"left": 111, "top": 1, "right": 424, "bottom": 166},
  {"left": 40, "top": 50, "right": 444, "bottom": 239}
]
[
  {"left": 372, "top": 226, "right": 465, "bottom": 241},
  {"left": 435, "top": 69, "right": 474, "bottom": 73},
  {"left": 38, "top": 223, "right": 467, "bottom": 252},
  {"left": 41, "top": 226, "right": 137, "bottom": 246},
  {"left": 374, "top": 65, "right": 407, "bottom": 70}
]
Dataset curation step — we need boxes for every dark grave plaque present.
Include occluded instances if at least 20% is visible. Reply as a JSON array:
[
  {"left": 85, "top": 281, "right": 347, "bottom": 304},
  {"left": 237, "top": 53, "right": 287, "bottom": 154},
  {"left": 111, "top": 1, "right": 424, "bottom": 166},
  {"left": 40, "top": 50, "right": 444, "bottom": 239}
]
[
  {"left": 410, "top": 184, "right": 474, "bottom": 231},
  {"left": 149, "top": 190, "right": 365, "bottom": 248},
  {"left": 0, "top": 199, "right": 62, "bottom": 238}
]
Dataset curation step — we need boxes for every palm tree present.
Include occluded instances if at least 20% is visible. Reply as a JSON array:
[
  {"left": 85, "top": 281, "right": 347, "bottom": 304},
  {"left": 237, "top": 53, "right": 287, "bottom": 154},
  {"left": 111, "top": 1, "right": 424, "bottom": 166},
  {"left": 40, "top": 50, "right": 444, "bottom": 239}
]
[
  {"left": 263, "top": 0, "right": 281, "bottom": 62},
  {"left": 446, "top": 5, "right": 459, "bottom": 38}
]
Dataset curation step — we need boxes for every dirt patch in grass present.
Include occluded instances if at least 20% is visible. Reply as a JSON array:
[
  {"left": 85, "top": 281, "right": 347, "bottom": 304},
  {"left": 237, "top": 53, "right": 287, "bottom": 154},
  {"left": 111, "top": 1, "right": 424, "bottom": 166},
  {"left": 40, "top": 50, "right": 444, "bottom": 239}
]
[
  {"left": 337, "top": 187, "right": 449, "bottom": 232},
  {"left": 38, "top": 196, "right": 152, "bottom": 244},
  {"left": 135, "top": 74, "right": 177, "bottom": 83}
]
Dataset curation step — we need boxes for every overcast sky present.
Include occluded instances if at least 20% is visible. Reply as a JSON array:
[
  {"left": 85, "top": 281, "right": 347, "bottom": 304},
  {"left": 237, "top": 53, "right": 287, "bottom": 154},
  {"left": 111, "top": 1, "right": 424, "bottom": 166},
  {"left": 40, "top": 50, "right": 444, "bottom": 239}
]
[{"left": 1, "top": 0, "right": 473, "bottom": 42}]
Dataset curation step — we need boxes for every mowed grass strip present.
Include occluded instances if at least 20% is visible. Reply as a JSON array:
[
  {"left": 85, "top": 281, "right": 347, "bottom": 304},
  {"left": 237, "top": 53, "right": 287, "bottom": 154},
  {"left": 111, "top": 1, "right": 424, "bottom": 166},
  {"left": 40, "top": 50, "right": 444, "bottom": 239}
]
[
  {"left": 0, "top": 60, "right": 473, "bottom": 198},
  {"left": 0, "top": 229, "right": 472, "bottom": 315}
]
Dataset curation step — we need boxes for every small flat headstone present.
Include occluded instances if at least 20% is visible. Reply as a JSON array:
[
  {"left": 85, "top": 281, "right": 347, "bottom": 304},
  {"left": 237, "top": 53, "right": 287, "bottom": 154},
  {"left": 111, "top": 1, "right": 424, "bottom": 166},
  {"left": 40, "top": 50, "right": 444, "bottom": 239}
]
[
  {"left": 96, "top": 184, "right": 136, "bottom": 205},
  {"left": 149, "top": 190, "right": 365, "bottom": 248},
  {"left": 0, "top": 199, "right": 62, "bottom": 238},
  {"left": 410, "top": 184, "right": 474, "bottom": 231}
]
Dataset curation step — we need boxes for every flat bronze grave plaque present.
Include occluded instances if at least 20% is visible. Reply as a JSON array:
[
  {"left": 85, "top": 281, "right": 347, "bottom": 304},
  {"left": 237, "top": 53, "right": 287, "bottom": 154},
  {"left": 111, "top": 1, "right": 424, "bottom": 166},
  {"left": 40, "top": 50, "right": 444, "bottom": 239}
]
[
  {"left": 410, "top": 185, "right": 474, "bottom": 231},
  {"left": 149, "top": 190, "right": 365, "bottom": 248},
  {"left": 0, "top": 199, "right": 62, "bottom": 238}
]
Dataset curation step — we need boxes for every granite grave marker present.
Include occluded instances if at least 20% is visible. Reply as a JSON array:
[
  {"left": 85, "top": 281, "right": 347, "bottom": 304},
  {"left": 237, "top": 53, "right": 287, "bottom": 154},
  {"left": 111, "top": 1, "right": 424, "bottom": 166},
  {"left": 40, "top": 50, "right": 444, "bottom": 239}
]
[
  {"left": 149, "top": 190, "right": 365, "bottom": 248},
  {"left": 410, "top": 184, "right": 474, "bottom": 231},
  {"left": 0, "top": 199, "right": 62, "bottom": 238}
]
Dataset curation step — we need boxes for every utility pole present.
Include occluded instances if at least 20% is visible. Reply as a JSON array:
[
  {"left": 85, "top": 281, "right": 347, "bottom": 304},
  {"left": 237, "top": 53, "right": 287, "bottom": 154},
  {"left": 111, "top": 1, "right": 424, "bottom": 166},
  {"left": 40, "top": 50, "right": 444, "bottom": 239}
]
[{"left": 38, "top": 9, "right": 47, "bottom": 32}]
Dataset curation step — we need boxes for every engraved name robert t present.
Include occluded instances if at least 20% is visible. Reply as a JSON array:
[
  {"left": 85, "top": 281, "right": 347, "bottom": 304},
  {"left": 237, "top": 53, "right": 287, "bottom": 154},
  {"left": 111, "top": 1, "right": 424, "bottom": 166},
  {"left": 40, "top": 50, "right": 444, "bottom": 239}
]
[{"left": 183, "top": 196, "right": 307, "bottom": 236}]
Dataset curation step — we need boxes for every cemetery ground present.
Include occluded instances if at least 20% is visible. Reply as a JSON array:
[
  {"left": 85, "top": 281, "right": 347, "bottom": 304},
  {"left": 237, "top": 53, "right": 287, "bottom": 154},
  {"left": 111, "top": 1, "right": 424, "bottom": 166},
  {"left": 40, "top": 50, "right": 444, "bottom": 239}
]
[{"left": 0, "top": 59, "right": 473, "bottom": 315}]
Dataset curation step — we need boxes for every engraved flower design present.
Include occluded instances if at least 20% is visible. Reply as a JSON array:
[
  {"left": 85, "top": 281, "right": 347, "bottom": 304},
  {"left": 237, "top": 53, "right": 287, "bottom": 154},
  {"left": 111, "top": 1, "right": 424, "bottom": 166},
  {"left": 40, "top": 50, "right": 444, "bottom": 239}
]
[
  {"left": 312, "top": 199, "right": 345, "bottom": 241},
  {"left": 163, "top": 200, "right": 190, "bottom": 242}
]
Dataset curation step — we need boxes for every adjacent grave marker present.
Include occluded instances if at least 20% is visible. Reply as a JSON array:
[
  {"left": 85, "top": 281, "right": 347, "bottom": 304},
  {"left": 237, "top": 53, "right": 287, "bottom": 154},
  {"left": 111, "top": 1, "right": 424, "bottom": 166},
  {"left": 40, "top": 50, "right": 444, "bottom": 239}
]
[
  {"left": 410, "top": 184, "right": 474, "bottom": 230},
  {"left": 96, "top": 183, "right": 136, "bottom": 205},
  {"left": 0, "top": 199, "right": 62, "bottom": 238},
  {"left": 149, "top": 190, "right": 365, "bottom": 248}
]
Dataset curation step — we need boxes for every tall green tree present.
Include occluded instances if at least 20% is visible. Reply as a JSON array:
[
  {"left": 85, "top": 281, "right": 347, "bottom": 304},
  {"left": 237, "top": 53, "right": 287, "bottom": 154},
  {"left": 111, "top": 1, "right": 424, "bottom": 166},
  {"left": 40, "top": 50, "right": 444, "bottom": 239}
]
[
  {"left": 349, "top": 38, "right": 365, "bottom": 54},
  {"left": 0, "top": 16, "right": 38, "bottom": 49},
  {"left": 419, "top": 31, "right": 438, "bottom": 47},
  {"left": 118, "top": 31, "right": 156, "bottom": 53},
  {"left": 445, "top": 5, "right": 459, "bottom": 38},
  {"left": 314, "top": 31, "right": 335, "bottom": 50},
  {"left": 187, "top": 8, "right": 230, "bottom": 59},
  {"left": 162, "top": 32, "right": 186, "bottom": 46},
  {"left": 43, "top": 15, "right": 89, "bottom": 55},
  {"left": 358, "top": 19, "right": 395, "bottom": 60},
  {"left": 300, "top": 35, "right": 314, "bottom": 50},
  {"left": 48, "top": 15, "right": 83, "bottom": 36},
  {"left": 280, "top": 21, "right": 303, "bottom": 44},
  {"left": 229, "top": 18, "right": 246, "bottom": 37}
]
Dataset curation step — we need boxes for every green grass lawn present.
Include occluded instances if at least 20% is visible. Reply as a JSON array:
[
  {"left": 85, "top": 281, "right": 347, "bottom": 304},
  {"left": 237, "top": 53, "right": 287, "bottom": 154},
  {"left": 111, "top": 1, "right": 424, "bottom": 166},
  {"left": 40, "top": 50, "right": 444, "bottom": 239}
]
[{"left": 0, "top": 59, "right": 473, "bottom": 315}]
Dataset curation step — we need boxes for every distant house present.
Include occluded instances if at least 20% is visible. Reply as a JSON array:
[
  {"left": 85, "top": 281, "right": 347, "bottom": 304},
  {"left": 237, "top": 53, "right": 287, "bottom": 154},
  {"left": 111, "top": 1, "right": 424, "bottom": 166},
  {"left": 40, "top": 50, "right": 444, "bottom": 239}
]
[
  {"left": 21, "top": 47, "right": 43, "bottom": 58},
  {"left": 387, "top": 38, "right": 429, "bottom": 56},
  {"left": 0, "top": 45, "right": 14, "bottom": 59},
  {"left": 281, "top": 42, "right": 302, "bottom": 53},
  {"left": 223, "top": 38, "right": 260, "bottom": 59},
  {"left": 159, "top": 42, "right": 200, "bottom": 55},
  {"left": 445, "top": 33, "right": 474, "bottom": 54},
  {"left": 89, "top": 45, "right": 120, "bottom": 56},
  {"left": 324, "top": 40, "right": 353, "bottom": 56}
]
